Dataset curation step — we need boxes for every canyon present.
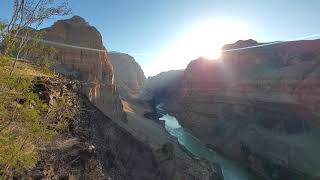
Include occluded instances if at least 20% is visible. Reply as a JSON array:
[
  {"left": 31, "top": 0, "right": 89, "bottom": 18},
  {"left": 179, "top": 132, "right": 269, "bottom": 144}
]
[
  {"left": 142, "top": 69, "right": 184, "bottom": 102},
  {"left": 147, "top": 39, "right": 320, "bottom": 179},
  {"left": 28, "top": 16, "right": 220, "bottom": 180},
  {"left": 3, "top": 14, "right": 319, "bottom": 180}
]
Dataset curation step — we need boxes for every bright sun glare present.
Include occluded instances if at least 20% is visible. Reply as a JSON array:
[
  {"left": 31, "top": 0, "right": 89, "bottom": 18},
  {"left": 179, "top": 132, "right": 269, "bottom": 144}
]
[
  {"left": 145, "top": 19, "right": 252, "bottom": 76},
  {"left": 184, "top": 19, "right": 251, "bottom": 60}
]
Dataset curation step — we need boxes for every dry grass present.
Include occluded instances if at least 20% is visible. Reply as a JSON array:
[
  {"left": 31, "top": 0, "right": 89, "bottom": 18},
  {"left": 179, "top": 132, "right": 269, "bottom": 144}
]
[{"left": 10, "top": 60, "right": 54, "bottom": 78}]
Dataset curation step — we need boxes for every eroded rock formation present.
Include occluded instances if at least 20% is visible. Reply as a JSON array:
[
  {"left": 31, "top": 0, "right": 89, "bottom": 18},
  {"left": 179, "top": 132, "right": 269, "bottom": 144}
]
[
  {"left": 42, "top": 16, "right": 126, "bottom": 121},
  {"left": 109, "top": 52, "right": 146, "bottom": 100},
  {"left": 167, "top": 39, "right": 320, "bottom": 179}
]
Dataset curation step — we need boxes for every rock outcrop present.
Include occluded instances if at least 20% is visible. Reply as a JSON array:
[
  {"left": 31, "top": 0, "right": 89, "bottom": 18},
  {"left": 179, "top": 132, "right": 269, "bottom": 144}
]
[
  {"left": 42, "top": 16, "right": 126, "bottom": 121},
  {"left": 167, "top": 39, "right": 320, "bottom": 179},
  {"left": 141, "top": 70, "right": 184, "bottom": 102},
  {"left": 109, "top": 52, "right": 146, "bottom": 100}
]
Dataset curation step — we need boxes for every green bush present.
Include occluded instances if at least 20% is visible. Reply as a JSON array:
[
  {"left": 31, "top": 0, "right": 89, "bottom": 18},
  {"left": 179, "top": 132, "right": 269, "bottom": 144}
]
[{"left": 0, "top": 57, "right": 58, "bottom": 178}]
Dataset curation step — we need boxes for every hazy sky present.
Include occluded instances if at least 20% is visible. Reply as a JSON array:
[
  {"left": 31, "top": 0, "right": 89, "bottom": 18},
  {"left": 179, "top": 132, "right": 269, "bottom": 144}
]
[{"left": 1, "top": 0, "right": 320, "bottom": 76}]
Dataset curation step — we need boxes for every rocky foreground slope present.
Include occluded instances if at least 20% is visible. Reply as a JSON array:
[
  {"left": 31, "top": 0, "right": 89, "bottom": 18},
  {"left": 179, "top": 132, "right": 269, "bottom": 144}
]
[
  {"left": 163, "top": 39, "right": 320, "bottom": 179},
  {"left": 13, "top": 76, "right": 215, "bottom": 179},
  {"left": 109, "top": 52, "right": 146, "bottom": 100}
]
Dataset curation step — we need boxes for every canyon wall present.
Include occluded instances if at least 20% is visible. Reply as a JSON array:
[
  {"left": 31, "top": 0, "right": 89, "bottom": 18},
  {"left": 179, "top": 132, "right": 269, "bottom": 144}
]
[
  {"left": 141, "top": 70, "right": 184, "bottom": 101},
  {"left": 109, "top": 52, "right": 146, "bottom": 100},
  {"left": 42, "top": 16, "right": 126, "bottom": 121},
  {"left": 167, "top": 39, "right": 320, "bottom": 179}
]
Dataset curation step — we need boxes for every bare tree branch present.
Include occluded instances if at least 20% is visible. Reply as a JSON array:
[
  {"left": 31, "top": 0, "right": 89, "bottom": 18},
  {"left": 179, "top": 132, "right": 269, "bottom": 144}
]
[{"left": 2, "top": 0, "right": 71, "bottom": 74}]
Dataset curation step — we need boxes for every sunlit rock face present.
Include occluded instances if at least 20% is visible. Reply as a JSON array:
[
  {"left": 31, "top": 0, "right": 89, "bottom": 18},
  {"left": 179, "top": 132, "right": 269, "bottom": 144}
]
[
  {"left": 109, "top": 52, "right": 146, "bottom": 101},
  {"left": 167, "top": 39, "right": 320, "bottom": 179},
  {"left": 43, "top": 16, "right": 126, "bottom": 121}
]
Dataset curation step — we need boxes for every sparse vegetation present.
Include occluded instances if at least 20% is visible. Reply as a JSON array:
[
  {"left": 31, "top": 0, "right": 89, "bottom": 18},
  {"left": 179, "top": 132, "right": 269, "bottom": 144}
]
[
  {"left": 0, "top": 57, "right": 74, "bottom": 178},
  {"left": 0, "top": 1, "right": 74, "bottom": 177},
  {"left": 1, "top": 0, "right": 71, "bottom": 74}
]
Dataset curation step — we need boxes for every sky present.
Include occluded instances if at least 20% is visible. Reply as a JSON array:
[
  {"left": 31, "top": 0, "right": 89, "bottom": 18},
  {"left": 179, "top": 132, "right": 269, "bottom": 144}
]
[{"left": 1, "top": 0, "right": 320, "bottom": 76}]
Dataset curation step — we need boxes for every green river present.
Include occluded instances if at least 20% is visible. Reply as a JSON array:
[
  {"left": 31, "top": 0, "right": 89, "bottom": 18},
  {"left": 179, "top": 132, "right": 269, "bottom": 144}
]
[{"left": 157, "top": 106, "right": 263, "bottom": 180}]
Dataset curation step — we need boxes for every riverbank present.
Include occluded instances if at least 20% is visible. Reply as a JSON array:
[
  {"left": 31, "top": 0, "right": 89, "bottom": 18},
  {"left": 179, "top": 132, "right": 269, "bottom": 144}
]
[
  {"left": 119, "top": 100, "right": 223, "bottom": 179},
  {"left": 156, "top": 104, "right": 264, "bottom": 180}
]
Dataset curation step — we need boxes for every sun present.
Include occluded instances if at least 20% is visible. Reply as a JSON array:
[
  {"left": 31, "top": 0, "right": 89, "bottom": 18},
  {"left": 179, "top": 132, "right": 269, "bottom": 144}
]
[
  {"left": 146, "top": 18, "right": 252, "bottom": 76},
  {"left": 185, "top": 19, "right": 251, "bottom": 60}
]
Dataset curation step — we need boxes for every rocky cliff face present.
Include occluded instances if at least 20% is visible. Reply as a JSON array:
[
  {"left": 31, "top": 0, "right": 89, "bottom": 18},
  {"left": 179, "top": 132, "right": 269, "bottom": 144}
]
[
  {"left": 42, "top": 16, "right": 126, "bottom": 121},
  {"left": 109, "top": 52, "right": 146, "bottom": 100},
  {"left": 168, "top": 39, "right": 320, "bottom": 179},
  {"left": 141, "top": 70, "right": 184, "bottom": 101}
]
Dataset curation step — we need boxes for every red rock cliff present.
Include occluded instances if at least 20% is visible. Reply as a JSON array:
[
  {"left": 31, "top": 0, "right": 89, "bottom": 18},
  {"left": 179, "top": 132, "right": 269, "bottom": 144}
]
[
  {"left": 43, "top": 16, "right": 126, "bottom": 121},
  {"left": 168, "top": 39, "right": 320, "bottom": 179}
]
